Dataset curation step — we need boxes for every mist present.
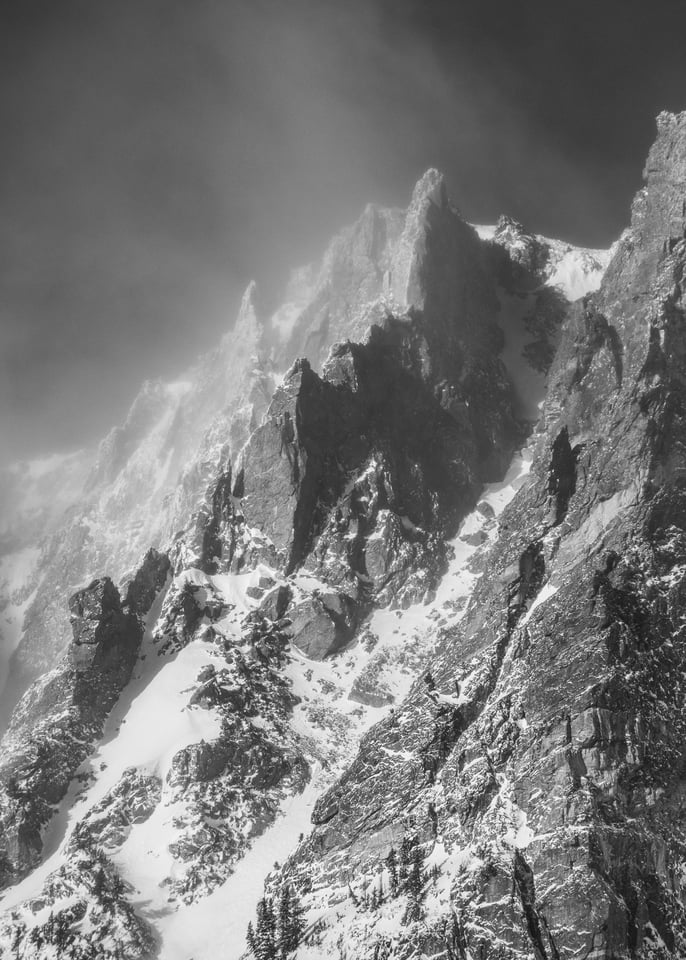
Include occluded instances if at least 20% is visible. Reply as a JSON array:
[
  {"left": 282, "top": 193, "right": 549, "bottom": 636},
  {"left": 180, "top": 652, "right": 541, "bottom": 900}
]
[{"left": 2, "top": 0, "right": 686, "bottom": 462}]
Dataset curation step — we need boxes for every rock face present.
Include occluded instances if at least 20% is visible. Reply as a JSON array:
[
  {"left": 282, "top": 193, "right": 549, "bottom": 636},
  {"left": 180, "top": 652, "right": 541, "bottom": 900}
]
[
  {"left": 68, "top": 577, "right": 140, "bottom": 675},
  {"left": 235, "top": 193, "right": 524, "bottom": 617},
  {"left": 0, "top": 284, "right": 274, "bottom": 723},
  {"left": 0, "top": 576, "right": 142, "bottom": 889},
  {"left": 265, "top": 111, "right": 686, "bottom": 960},
  {"left": 123, "top": 547, "right": 171, "bottom": 616},
  {"left": 0, "top": 131, "right": 625, "bottom": 959},
  {"left": 0, "top": 154, "right": 602, "bottom": 724}
]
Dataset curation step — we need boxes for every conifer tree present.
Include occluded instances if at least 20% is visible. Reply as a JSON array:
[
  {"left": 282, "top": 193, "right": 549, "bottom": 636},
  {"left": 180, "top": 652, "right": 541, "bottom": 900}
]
[
  {"left": 277, "top": 885, "right": 291, "bottom": 956},
  {"left": 43, "top": 912, "right": 56, "bottom": 944},
  {"left": 398, "top": 834, "right": 415, "bottom": 887},
  {"left": 249, "top": 897, "right": 278, "bottom": 960},
  {"left": 277, "top": 884, "right": 306, "bottom": 957},
  {"left": 247, "top": 921, "right": 257, "bottom": 956},
  {"left": 287, "top": 886, "right": 306, "bottom": 953},
  {"left": 93, "top": 865, "right": 107, "bottom": 900},
  {"left": 404, "top": 844, "right": 427, "bottom": 922},
  {"left": 10, "top": 919, "right": 25, "bottom": 959},
  {"left": 385, "top": 848, "right": 399, "bottom": 897}
]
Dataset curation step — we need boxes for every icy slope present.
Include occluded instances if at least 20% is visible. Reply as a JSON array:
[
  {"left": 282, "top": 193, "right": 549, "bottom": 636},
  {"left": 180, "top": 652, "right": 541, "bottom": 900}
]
[{"left": 473, "top": 218, "right": 612, "bottom": 301}]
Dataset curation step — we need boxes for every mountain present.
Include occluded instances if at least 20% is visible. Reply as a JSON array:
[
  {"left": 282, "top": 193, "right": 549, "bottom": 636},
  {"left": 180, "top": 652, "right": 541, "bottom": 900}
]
[{"left": 4, "top": 108, "right": 683, "bottom": 960}]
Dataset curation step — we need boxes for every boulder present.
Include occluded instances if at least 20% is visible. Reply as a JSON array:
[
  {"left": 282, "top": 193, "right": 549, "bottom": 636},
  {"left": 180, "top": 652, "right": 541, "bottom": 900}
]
[{"left": 286, "top": 598, "right": 338, "bottom": 660}]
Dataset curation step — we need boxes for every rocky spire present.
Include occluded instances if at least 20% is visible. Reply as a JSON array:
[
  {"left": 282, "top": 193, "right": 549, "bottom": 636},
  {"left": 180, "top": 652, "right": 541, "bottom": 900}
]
[{"left": 388, "top": 168, "right": 449, "bottom": 309}]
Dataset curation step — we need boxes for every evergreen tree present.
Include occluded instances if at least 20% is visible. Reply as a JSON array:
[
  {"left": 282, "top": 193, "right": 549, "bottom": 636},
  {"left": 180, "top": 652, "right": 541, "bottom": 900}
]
[
  {"left": 277, "top": 884, "right": 305, "bottom": 957},
  {"left": 10, "top": 918, "right": 25, "bottom": 959},
  {"left": 43, "top": 912, "right": 56, "bottom": 944},
  {"left": 93, "top": 866, "right": 107, "bottom": 900},
  {"left": 385, "top": 848, "right": 398, "bottom": 897},
  {"left": 398, "top": 835, "right": 415, "bottom": 887},
  {"left": 277, "top": 885, "right": 291, "bottom": 958},
  {"left": 404, "top": 845, "right": 427, "bottom": 923},
  {"left": 248, "top": 897, "right": 277, "bottom": 960},
  {"left": 399, "top": 835, "right": 415, "bottom": 866},
  {"left": 111, "top": 874, "right": 126, "bottom": 899},
  {"left": 286, "top": 887, "right": 306, "bottom": 953},
  {"left": 247, "top": 921, "right": 257, "bottom": 956},
  {"left": 263, "top": 898, "right": 278, "bottom": 960}
]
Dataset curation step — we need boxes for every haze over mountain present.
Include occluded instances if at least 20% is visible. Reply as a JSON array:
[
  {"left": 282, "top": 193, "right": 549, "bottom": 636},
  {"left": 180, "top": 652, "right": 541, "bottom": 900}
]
[{"left": 3, "top": 0, "right": 686, "bottom": 463}]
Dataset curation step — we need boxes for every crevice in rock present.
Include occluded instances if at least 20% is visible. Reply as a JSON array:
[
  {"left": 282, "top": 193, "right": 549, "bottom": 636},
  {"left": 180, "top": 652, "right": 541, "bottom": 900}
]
[
  {"left": 574, "top": 300, "right": 623, "bottom": 388},
  {"left": 422, "top": 705, "right": 466, "bottom": 784},
  {"left": 590, "top": 553, "right": 651, "bottom": 658},
  {"left": 231, "top": 467, "right": 245, "bottom": 499},
  {"left": 279, "top": 409, "right": 300, "bottom": 488},
  {"left": 200, "top": 470, "right": 236, "bottom": 574},
  {"left": 507, "top": 541, "right": 545, "bottom": 630},
  {"left": 513, "top": 849, "right": 560, "bottom": 960},
  {"left": 547, "top": 427, "right": 581, "bottom": 524}
]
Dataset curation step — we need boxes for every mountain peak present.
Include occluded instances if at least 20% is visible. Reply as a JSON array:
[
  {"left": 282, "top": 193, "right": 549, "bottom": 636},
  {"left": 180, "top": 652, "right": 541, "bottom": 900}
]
[
  {"left": 655, "top": 108, "right": 686, "bottom": 131},
  {"left": 3, "top": 115, "right": 685, "bottom": 960},
  {"left": 630, "top": 109, "right": 686, "bottom": 249},
  {"left": 494, "top": 213, "right": 530, "bottom": 239},
  {"left": 409, "top": 167, "right": 448, "bottom": 210}
]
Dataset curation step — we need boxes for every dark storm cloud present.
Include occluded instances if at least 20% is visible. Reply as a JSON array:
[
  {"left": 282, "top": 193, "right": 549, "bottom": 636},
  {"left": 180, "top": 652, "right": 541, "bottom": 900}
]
[{"left": 2, "top": 0, "right": 686, "bottom": 460}]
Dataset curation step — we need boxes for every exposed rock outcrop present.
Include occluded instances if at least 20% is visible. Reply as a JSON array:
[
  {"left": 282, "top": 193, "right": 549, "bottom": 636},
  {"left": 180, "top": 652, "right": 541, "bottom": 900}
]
[
  {"left": 0, "top": 577, "right": 142, "bottom": 889},
  {"left": 0, "top": 138, "right": 624, "bottom": 959},
  {"left": 266, "top": 111, "right": 686, "bottom": 960}
]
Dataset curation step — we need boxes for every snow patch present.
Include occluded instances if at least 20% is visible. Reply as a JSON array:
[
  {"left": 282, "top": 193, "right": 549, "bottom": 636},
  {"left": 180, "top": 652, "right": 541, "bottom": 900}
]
[
  {"left": 157, "top": 776, "right": 320, "bottom": 960},
  {"left": 520, "top": 582, "right": 559, "bottom": 625}
]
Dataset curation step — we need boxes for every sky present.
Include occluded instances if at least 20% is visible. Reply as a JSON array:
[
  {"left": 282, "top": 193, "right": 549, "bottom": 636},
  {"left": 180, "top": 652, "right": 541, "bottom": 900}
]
[{"left": 2, "top": 0, "right": 686, "bottom": 461}]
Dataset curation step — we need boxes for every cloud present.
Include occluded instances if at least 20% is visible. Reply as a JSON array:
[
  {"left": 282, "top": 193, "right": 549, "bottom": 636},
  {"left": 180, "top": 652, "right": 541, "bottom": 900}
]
[{"left": 0, "top": 0, "right": 674, "bottom": 460}]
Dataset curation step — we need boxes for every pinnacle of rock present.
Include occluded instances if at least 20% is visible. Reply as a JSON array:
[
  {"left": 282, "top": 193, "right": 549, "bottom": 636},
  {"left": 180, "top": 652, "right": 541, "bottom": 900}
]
[{"left": 408, "top": 167, "right": 448, "bottom": 210}]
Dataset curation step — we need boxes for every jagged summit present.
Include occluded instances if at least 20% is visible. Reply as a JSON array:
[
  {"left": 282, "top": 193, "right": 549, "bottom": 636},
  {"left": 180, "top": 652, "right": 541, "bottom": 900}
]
[
  {"left": 633, "top": 109, "right": 686, "bottom": 249},
  {"left": 408, "top": 166, "right": 449, "bottom": 209},
  {"left": 0, "top": 119, "right": 647, "bottom": 960},
  {"left": 260, "top": 110, "right": 686, "bottom": 960},
  {"left": 0, "top": 153, "right": 611, "bottom": 712}
]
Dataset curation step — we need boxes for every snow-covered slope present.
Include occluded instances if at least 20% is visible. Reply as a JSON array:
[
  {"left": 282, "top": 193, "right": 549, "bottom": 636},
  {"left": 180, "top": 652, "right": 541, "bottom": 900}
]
[
  {"left": 1, "top": 178, "right": 609, "bottom": 720},
  {"left": 0, "top": 162, "right": 618, "bottom": 960},
  {"left": 0, "top": 446, "right": 533, "bottom": 959},
  {"left": 473, "top": 218, "right": 612, "bottom": 301}
]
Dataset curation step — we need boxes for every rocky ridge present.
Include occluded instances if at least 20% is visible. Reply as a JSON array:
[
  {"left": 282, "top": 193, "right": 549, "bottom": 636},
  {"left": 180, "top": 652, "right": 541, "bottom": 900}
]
[
  {"left": 0, "top": 122, "right": 626, "bottom": 960},
  {"left": 259, "top": 110, "right": 686, "bottom": 960}
]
